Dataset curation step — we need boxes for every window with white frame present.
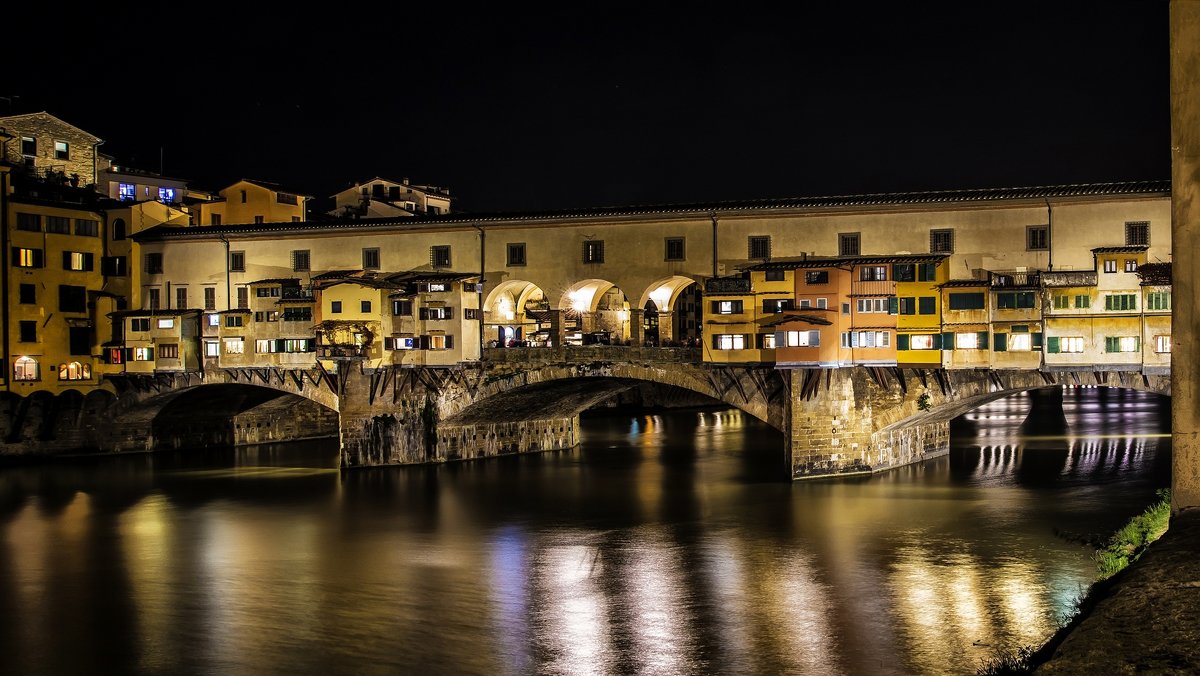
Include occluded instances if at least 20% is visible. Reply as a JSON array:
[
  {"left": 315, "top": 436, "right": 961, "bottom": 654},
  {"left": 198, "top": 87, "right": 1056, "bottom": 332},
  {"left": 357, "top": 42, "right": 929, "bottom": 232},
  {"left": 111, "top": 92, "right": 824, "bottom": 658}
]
[
  {"left": 856, "top": 298, "right": 889, "bottom": 313},
  {"left": 157, "top": 318, "right": 174, "bottom": 329},
  {"left": 133, "top": 347, "right": 154, "bottom": 361},
  {"left": 842, "top": 330, "right": 890, "bottom": 348},
  {"left": 1060, "top": 337, "right": 1085, "bottom": 353},
  {"left": 204, "top": 341, "right": 220, "bottom": 357},
  {"left": 13, "top": 356, "right": 38, "bottom": 381},
  {"left": 224, "top": 338, "right": 245, "bottom": 354},
  {"left": 910, "top": 334, "right": 935, "bottom": 350},
  {"left": 1155, "top": 335, "right": 1172, "bottom": 353}
]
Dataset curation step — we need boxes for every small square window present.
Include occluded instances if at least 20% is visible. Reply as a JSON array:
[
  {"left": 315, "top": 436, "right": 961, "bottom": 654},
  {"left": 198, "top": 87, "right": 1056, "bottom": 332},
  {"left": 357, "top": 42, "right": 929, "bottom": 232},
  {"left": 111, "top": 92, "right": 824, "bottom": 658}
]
[
  {"left": 665, "top": 237, "right": 685, "bottom": 261},
  {"left": 583, "top": 240, "right": 605, "bottom": 264},
  {"left": 431, "top": 245, "right": 451, "bottom": 267},
  {"left": 930, "top": 229, "right": 954, "bottom": 254},
  {"left": 53, "top": 141, "right": 69, "bottom": 160},
  {"left": 292, "top": 250, "right": 310, "bottom": 272},
  {"left": 144, "top": 253, "right": 163, "bottom": 274},
  {"left": 838, "top": 233, "right": 860, "bottom": 257},
  {"left": 363, "top": 248, "right": 381, "bottom": 269},
  {"left": 230, "top": 251, "right": 245, "bottom": 272},
  {"left": 361, "top": 300, "right": 372, "bottom": 313},
  {"left": 1027, "top": 225, "right": 1049, "bottom": 250},
  {"left": 20, "top": 136, "right": 36, "bottom": 156},
  {"left": 331, "top": 301, "right": 342, "bottom": 314},
  {"left": 507, "top": 243, "right": 526, "bottom": 266},
  {"left": 1125, "top": 221, "right": 1149, "bottom": 246},
  {"left": 19, "top": 284, "right": 35, "bottom": 304},
  {"left": 748, "top": 236, "right": 770, "bottom": 260}
]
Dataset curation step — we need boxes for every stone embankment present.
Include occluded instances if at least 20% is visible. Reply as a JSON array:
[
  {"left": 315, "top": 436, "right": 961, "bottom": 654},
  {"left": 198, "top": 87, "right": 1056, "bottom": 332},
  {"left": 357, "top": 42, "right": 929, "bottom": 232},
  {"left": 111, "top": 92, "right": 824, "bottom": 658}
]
[{"left": 1037, "top": 509, "right": 1200, "bottom": 673}]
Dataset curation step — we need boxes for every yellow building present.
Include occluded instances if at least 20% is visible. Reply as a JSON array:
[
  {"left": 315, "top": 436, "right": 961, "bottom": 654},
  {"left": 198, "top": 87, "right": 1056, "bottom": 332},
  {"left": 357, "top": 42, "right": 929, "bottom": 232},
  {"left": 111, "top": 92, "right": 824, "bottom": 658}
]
[
  {"left": 191, "top": 179, "right": 310, "bottom": 225},
  {"left": 940, "top": 279, "right": 991, "bottom": 369},
  {"left": 701, "top": 272, "right": 774, "bottom": 364},
  {"left": 329, "top": 177, "right": 453, "bottom": 219},
  {"left": 988, "top": 270, "right": 1043, "bottom": 369},
  {"left": 893, "top": 257, "right": 946, "bottom": 367},
  {"left": 1138, "top": 262, "right": 1171, "bottom": 374},
  {"left": 4, "top": 168, "right": 110, "bottom": 393}
]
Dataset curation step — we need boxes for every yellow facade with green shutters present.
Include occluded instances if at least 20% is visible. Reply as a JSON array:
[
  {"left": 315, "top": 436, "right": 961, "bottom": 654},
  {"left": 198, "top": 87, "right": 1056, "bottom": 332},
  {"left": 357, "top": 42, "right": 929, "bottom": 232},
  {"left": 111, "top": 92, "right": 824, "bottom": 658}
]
[{"left": 894, "top": 258, "right": 946, "bottom": 366}]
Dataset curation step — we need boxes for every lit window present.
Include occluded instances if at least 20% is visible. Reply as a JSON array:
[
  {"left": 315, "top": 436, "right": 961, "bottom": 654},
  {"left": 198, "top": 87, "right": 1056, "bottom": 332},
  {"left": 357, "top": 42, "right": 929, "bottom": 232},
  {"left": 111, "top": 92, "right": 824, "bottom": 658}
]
[
  {"left": 428, "top": 334, "right": 449, "bottom": 350},
  {"left": 760, "top": 333, "right": 776, "bottom": 348},
  {"left": 205, "top": 341, "right": 220, "bottom": 357},
  {"left": 1008, "top": 333, "right": 1032, "bottom": 351},
  {"left": 13, "top": 248, "right": 41, "bottom": 268},
  {"left": 1103, "top": 259, "right": 1117, "bottom": 273},
  {"left": 157, "top": 318, "right": 174, "bottom": 329},
  {"left": 64, "top": 251, "right": 93, "bottom": 271},
  {"left": 256, "top": 339, "right": 278, "bottom": 353},
  {"left": 856, "top": 298, "right": 888, "bottom": 313},
  {"left": 158, "top": 187, "right": 177, "bottom": 203},
  {"left": 428, "top": 283, "right": 449, "bottom": 292},
  {"left": 842, "top": 331, "right": 890, "bottom": 348},
  {"left": 955, "top": 332, "right": 982, "bottom": 349},
  {"left": 223, "top": 338, "right": 245, "bottom": 354},
  {"left": 715, "top": 300, "right": 743, "bottom": 314},
  {"left": 714, "top": 334, "right": 746, "bottom": 350},
  {"left": 1105, "top": 336, "right": 1140, "bottom": 353},
  {"left": 910, "top": 334, "right": 935, "bottom": 350},
  {"left": 133, "top": 347, "right": 154, "bottom": 361},
  {"left": 1124, "top": 259, "right": 1138, "bottom": 273},
  {"left": 859, "top": 266, "right": 887, "bottom": 281},
  {"left": 207, "top": 314, "right": 220, "bottom": 327},
  {"left": 58, "top": 361, "right": 90, "bottom": 380},
  {"left": 388, "top": 336, "right": 415, "bottom": 350},
  {"left": 1155, "top": 335, "right": 1172, "bottom": 353},
  {"left": 1061, "top": 337, "right": 1085, "bottom": 353},
  {"left": 158, "top": 344, "right": 179, "bottom": 359},
  {"left": 785, "top": 330, "right": 820, "bottom": 347},
  {"left": 14, "top": 356, "right": 38, "bottom": 381},
  {"left": 118, "top": 183, "right": 137, "bottom": 201}
]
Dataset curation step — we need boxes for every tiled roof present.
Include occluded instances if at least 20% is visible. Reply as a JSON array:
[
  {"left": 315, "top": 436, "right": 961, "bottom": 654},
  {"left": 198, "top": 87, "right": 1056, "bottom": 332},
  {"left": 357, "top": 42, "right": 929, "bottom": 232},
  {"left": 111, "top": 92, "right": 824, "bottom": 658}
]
[
  {"left": 248, "top": 277, "right": 301, "bottom": 285},
  {"left": 1092, "top": 245, "right": 1150, "bottom": 254},
  {"left": 133, "top": 180, "right": 1170, "bottom": 240},
  {"left": 744, "top": 254, "right": 945, "bottom": 271}
]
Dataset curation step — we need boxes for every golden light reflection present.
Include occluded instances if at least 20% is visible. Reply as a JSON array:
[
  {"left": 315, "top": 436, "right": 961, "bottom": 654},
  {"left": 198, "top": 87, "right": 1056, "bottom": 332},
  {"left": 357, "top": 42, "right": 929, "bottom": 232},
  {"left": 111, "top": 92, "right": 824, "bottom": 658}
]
[
  {"left": 625, "top": 542, "right": 692, "bottom": 673},
  {"left": 534, "top": 541, "right": 613, "bottom": 674}
]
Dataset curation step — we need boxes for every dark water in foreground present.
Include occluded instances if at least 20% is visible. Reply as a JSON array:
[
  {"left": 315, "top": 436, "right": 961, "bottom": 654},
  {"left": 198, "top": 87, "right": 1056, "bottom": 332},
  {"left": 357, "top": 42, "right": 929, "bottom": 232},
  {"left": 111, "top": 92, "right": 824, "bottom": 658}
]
[{"left": 0, "top": 388, "right": 1171, "bottom": 675}]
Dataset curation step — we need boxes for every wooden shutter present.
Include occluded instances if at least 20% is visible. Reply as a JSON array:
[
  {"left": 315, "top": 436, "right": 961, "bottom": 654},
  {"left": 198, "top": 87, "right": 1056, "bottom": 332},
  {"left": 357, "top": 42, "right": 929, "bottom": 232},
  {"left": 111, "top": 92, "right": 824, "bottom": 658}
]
[
  {"left": 994, "top": 333, "right": 1007, "bottom": 351},
  {"left": 942, "top": 332, "right": 955, "bottom": 350},
  {"left": 1046, "top": 337, "right": 1060, "bottom": 353},
  {"left": 897, "top": 334, "right": 909, "bottom": 351}
]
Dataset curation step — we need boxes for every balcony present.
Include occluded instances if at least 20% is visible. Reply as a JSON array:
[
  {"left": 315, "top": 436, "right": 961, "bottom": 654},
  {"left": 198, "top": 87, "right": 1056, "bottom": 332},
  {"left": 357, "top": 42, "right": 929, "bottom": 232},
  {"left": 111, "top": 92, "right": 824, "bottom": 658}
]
[
  {"left": 1042, "top": 271, "right": 1097, "bottom": 288},
  {"left": 990, "top": 271, "right": 1041, "bottom": 288},
  {"left": 705, "top": 277, "right": 751, "bottom": 294}
]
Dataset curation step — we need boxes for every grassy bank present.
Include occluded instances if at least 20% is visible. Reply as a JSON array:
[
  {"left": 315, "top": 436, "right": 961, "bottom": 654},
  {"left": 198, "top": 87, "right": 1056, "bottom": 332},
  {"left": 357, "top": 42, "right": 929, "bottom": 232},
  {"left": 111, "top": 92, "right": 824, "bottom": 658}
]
[{"left": 977, "top": 489, "right": 1172, "bottom": 675}]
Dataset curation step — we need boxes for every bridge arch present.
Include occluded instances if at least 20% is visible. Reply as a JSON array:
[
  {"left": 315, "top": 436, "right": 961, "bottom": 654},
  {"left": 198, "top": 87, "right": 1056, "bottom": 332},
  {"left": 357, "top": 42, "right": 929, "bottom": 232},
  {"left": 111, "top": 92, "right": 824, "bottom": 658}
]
[
  {"left": 637, "top": 275, "right": 701, "bottom": 312},
  {"left": 558, "top": 279, "right": 633, "bottom": 342}
]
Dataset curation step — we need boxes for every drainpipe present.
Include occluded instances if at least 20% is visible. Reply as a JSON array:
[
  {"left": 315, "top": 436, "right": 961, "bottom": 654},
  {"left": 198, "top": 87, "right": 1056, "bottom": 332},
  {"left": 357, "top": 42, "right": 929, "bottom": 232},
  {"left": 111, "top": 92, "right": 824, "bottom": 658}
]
[
  {"left": 92, "top": 139, "right": 104, "bottom": 190},
  {"left": 473, "top": 223, "right": 485, "bottom": 359},
  {"left": 1, "top": 168, "right": 9, "bottom": 393},
  {"left": 710, "top": 212, "right": 718, "bottom": 278},
  {"left": 1045, "top": 199, "right": 1053, "bottom": 272},
  {"left": 219, "top": 234, "right": 231, "bottom": 310}
]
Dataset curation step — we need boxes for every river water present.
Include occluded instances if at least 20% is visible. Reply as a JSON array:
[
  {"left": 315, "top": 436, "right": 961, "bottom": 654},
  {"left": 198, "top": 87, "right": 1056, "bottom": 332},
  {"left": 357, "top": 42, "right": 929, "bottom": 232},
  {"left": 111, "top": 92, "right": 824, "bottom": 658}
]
[{"left": 0, "top": 387, "right": 1170, "bottom": 675}]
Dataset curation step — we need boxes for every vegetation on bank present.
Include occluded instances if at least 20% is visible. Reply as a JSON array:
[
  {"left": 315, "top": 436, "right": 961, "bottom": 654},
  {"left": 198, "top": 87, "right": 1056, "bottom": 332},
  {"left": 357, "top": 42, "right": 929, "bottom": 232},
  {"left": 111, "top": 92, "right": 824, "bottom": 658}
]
[
  {"left": 976, "top": 489, "right": 1172, "bottom": 675},
  {"left": 1095, "top": 489, "right": 1171, "bottom": 579}
]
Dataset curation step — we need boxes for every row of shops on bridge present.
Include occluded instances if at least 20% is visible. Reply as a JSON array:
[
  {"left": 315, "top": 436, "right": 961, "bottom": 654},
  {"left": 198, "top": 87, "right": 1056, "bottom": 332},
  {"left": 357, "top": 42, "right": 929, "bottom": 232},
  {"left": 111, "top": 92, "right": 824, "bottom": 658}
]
[
  {"left": 702, "top": 246, "right": 1171, "bottom": 374},
  {"left": 95, "top": 242, "right": 1170, "bottom": 380}
]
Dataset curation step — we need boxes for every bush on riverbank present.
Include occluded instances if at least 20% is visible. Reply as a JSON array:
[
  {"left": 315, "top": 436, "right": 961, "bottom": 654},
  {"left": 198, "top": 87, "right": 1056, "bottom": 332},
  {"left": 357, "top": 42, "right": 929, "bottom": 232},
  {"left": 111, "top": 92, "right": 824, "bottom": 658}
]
[
  {"left": 1096, "top": 489, "right": 1171, "bottom": 579},
  {"left": 977, "top": 489, "right": 1172, "bottom": 674}
]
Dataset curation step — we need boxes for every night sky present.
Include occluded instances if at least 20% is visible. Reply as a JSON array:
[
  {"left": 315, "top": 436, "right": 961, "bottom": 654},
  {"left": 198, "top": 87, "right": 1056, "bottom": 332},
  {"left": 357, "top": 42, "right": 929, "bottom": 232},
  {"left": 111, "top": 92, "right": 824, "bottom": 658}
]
[{"left": 6, "top": 3, "right": 1170, "bottom": 214}]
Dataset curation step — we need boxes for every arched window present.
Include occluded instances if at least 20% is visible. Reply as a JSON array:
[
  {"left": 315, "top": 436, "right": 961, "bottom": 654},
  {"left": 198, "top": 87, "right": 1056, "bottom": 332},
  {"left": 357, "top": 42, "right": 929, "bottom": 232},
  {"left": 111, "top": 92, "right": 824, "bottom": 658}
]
[
  {"left": 14, "top": 356, "right": 38, "bottom": 381},
  {"left": 113, "top": 218, "right": 126, "bottom": 241},
  {"left": 58, "top": 361, "right": 90, "bottom": 381}
]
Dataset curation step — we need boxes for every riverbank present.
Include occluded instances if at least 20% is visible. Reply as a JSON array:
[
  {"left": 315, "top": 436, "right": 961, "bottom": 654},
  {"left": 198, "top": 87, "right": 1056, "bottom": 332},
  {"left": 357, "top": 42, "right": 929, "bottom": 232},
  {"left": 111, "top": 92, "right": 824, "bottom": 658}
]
[{"left": 1036, "top": 508, "right": 1200, "bottom": 673}]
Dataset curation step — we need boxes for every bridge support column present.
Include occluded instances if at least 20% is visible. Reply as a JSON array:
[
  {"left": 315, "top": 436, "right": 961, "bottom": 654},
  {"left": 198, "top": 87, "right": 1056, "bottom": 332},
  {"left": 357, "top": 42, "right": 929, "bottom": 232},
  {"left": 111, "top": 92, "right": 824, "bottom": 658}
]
[
  {"left": 658, "top": 311, "right": 674, "bottom": 343},
  {"left": 629, "top": 309, "right": 644, "bottom": 345},
  {"left": 1171, "top": 0, "right": 1200, "bottom": 511},
  {"left": 546, "top": 309, "right": 568, "bottom": 347}
]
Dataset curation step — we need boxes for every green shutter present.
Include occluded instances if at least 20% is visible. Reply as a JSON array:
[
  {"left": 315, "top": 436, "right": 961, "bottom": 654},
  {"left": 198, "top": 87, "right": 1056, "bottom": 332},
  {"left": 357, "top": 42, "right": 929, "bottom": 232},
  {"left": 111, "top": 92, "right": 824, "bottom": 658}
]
[
  {"left": 1032, "top": 332, "right": 1043, "bottom": 349},
  {"left": 1047, "top": 336, "right": 1060, "bottom": 353},
  {"left": 888, "top": 297, "right": 899, "bottom": 315},
  {"left": 931, "top": 333, "right": 942, "bottom": 350},
  {"left": 943, "top": 332, "right": 955, "bottom": 350},
  {"left": 1105, "top": 336, "right": 1117, "bottom": 353},
  {"left": 897, "top": 334, "right": 910, "bottom": 350},
  {"left": 978, "top": 332, "right": 989, "bottom": 350},
  {"left": 994, "top": 333, "right": 1007, "bottom": 351},
  {"left": 774, "top": 331, "right": 784, "bottom": 347}
]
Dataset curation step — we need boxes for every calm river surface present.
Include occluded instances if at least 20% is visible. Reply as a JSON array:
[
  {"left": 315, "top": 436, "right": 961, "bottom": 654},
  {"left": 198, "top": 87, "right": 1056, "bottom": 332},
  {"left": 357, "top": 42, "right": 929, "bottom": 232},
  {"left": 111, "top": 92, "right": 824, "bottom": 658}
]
[{"left": 0, "top": 387, "right": 1171, "bottom": 675}]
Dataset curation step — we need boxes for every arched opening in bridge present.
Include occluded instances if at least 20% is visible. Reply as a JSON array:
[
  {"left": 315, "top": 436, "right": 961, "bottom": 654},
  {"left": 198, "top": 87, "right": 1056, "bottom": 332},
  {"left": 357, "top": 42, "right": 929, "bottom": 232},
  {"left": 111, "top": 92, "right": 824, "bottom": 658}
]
[
  {"left": 638, "top": 276, "right": 702, "bottom": 346},
  {"left": 559, "top": 279, "right": 632, "bottom": 345},
  {"left": 483, "top": 280, "right": 548, "bottom": 347},
  {"left": 949, "top": 386, "right": 1171, "bottom": 486},
  {"left": 146, "top": 384, "right": 340, "bottom": 451}
]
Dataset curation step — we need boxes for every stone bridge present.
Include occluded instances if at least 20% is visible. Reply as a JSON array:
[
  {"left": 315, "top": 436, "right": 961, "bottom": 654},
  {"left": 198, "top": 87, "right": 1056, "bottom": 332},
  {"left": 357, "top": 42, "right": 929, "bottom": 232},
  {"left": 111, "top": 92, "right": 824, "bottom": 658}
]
[{"left": 0, "top": 350, "right": 1172, "bottom": 480}]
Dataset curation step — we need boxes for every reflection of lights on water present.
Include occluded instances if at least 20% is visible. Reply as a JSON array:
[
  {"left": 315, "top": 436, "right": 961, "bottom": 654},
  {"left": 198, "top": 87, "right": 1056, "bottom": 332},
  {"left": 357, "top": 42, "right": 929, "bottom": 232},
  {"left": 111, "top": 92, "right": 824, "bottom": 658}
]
[
  {"left": 536, "top": 542, "right": 612, "bottom": 674},
  {"left": 626, "top": 544, "right": 690, "bottom": 673},
  {"left": 489, "top": 526, "right": 533, "bottom": 672}
]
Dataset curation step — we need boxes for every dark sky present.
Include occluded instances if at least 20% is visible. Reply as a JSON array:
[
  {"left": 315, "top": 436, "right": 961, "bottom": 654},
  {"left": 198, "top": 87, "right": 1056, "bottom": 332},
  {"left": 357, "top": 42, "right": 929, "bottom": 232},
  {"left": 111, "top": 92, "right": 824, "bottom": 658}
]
[{"left": 7, "top": 3, "right": 1170, "bottom": 213}]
